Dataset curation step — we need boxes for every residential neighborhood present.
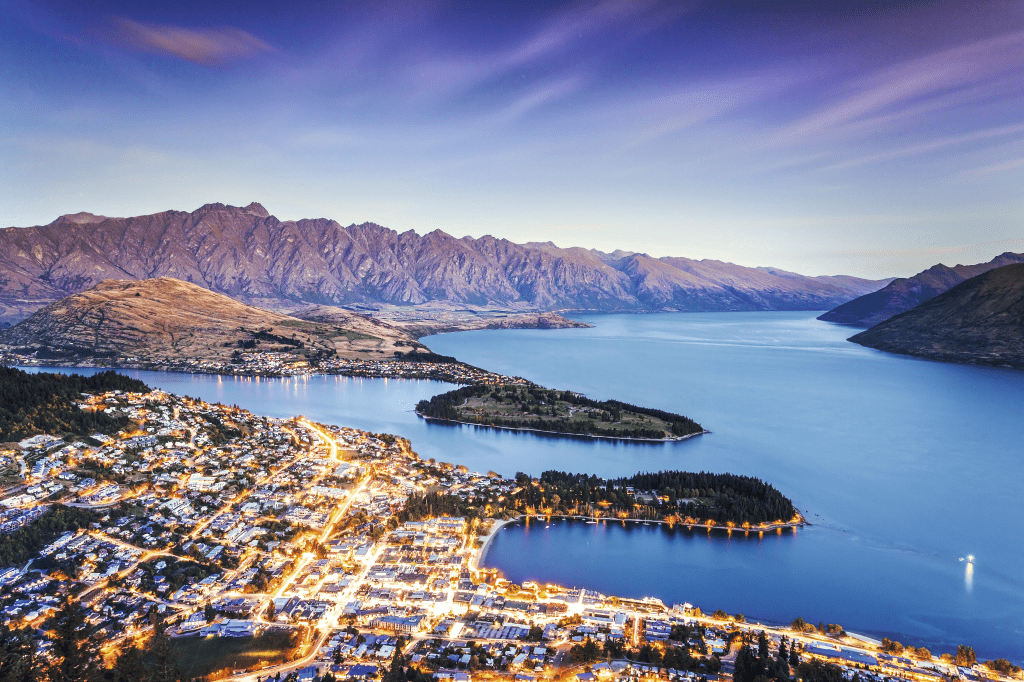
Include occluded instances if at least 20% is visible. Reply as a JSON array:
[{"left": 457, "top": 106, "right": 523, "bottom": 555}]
[{"left": 0, "top": 388, "right": 1016, "bottom": 682}]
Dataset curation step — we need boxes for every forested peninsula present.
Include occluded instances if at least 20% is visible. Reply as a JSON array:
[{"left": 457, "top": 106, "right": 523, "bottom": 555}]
[
  {"left": 404, "top": 469, "right": 802, "bottom": 529},
  {"left": 0, "top": 367, "right": 150, "bottom": 442},
  {"left": 416, "top": 384, "right": 705, "bottom": 441}
]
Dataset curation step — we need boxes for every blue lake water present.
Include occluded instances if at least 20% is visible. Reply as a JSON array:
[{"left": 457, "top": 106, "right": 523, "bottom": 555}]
[{"left": 29, "top": 311, "right": 1024, "bottom": 661}]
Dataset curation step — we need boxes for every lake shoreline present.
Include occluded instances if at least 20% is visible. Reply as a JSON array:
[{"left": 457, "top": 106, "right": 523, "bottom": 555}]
[{"left": 473, "top": 512, "right": 806, "bottom": 573}]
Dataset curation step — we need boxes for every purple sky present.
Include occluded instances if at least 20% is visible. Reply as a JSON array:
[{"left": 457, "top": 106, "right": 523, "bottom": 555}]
[{"left": 2, "top": 0, "right": 1022, "bottom": 278}]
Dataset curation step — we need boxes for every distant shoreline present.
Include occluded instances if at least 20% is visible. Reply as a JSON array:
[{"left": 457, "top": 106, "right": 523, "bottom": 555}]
[{"left": 416, "top": 411, "right": 710, "bottom": 443}]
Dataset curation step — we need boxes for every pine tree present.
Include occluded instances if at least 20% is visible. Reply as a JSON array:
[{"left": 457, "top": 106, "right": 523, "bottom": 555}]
[
  {"left": 955, "top": 646, "right": 977, "bottom": 667},
  {"left": 113, "top": 643, "right": 149, "bottom": 682},
  {"left": 775, "top": 638, "right": 790, "bottom": 682},
  {"left": 48, "top": 599, "right": 101, "bottom": 682},
  {"left": 147, "top": 609, "right": 181, "bottom": 682},
  {"left": 383, "top": 648, "right": 405, "bottom": 682},
  {"left": 735, "top": 645, "right": 758, "bottom": 682},
  {"left": 0, "top": 624, "right": 41, "bottom": 682}
]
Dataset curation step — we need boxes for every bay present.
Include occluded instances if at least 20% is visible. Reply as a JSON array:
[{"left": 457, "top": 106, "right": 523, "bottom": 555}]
[
  {"left": 27, "top": 311, "right": 1024, "bottom": 661},
  {"left": 428, "top": 312, "right": 1024, "bottom": 662}
]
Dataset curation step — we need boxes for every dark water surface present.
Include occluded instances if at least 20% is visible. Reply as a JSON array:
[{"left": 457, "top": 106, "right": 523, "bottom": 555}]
[{"left": 29, "top": 312, "right": 1024, "bottom": 660}]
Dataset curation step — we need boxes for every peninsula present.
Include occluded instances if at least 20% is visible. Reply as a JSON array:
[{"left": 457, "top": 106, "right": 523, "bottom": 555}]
[
  {"left": 0, "top": 278, "right": 704, "bottom": 443},
  {"left": 416, "top": 384, "right": 706, "bottom": 441}
]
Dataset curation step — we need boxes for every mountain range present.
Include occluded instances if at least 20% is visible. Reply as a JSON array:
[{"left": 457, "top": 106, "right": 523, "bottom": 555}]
[
  {"left": 849, "top": 264, "right": 1024, "bottom": 369},
  {"left": 818, "top": 252, "right": 1024, "bottom": 328},
  {"left": 0, "top": 202, "right": 890, "bottom": 325}
]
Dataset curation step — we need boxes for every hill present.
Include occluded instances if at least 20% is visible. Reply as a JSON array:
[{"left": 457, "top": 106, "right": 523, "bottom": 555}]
[
  {"left": 848, "top": 264, "right": 1024, "bottom": 368},
  {"left": 0, "top": 202, "right": 889, "bottom": 325},
  {"left": 818, "top": 252, "right": 1024, "bottom": 327},
  {"left": 0, "top": 367, "right": 149, "bottom": 442},
  {"left": 0, "top": 278, "right": 428, "bottom": 366}
]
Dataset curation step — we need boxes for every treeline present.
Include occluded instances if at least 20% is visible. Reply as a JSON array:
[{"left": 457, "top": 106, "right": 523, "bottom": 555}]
[
  {"left": 416, "top": 384, "right": 703, "bottom": 439},
  {"left": 525, "top": 470, "right": 797, "bottom": 525},
  {"left": 0, "top": 504, "right": 97, "bottom": 567},
  {"left": 0, "top": 367, "right": 150, "bottom": 441},
  {"left": 399, "top": 492, "right": 478, "bottom": 522},
  {"left": 398, "top": 470, "right": 796, "bottom": 527},
  {"left": 400, "top": 351, "right": 460, "bottom": 364}
]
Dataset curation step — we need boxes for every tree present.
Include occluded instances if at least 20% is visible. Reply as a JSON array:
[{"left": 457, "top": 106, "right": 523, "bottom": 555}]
[
  {"left": 795, "top": 660, "right": 843, "bottom": 682},
  {"left": 48, "top": 599, "right": 101, "bottom": 682},
  {"left": 984, "top": 659, "right": 1022, "bottom": 676},
  {"left": 112, "top": 643, "right": 148, "bottom": 682},
  {"left": 569, "top": 638, "right": 601, "bottom": 665},
  {"left": 734, "top": 645, "right": 759, "bottom": 682},
  {"left": 267, "top": 600, "right": 277, "bottom": 622},
  {"left": 758, "top": 631, "right": 770, "bottom": 662},
  {"left": 0, "top": 624, "right": 41, "bottom": 682},
  {"left": 774, "top": 639, "right": 791, "bottom": 682},
  {"left": 147, "top": 609, "right": 181, "bottom": 682},
  {"left": 383, "top": 648, "right": 405, "bottom": 682},
  {"left": 881, "top": 638, "right": 904, "bottom": 655},
  {"left": 955, "top": 646, "right": 977, "bottom": 667},
  {"left": 789, "top": 644, "right": 799, "bottom": 668},
  {"left": 204, "top": 602, "right": 216, "bottom": 622}
]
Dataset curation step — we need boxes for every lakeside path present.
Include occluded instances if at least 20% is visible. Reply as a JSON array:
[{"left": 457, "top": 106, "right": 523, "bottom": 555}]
[{"left": 470, "top": 512, "right": 806, "bottom": 572}]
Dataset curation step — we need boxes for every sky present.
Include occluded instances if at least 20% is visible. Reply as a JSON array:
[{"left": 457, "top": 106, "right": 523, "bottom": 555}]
[{"left": 1, "top": 0, "right": 1023, "bottom": 279}]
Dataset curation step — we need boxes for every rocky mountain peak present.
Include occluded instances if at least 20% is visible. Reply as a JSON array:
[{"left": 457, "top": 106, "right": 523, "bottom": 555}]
[
  {"left": 0, "top": 201, "right": 892, "bottom": 326},
  {"left": 244, "top": 202, "right": 270, "bottom": 217},
  {"left": 52, "top": 212, "right": 107, "bottom": 225}
]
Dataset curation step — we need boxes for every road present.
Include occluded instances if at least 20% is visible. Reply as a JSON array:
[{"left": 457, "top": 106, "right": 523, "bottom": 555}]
[{"left": 227, "top": 423, "right": 373, "bottom": 682}]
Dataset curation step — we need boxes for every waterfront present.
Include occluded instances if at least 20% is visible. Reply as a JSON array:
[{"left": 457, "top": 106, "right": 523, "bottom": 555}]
[
  {"left": 430, "top": 311, "right": 1024, "bottom": 661},
  {"left": 27, "top": 311, "right": 1024, "bottom": 661}
]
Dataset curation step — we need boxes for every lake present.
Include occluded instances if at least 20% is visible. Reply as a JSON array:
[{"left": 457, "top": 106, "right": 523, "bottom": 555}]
[{"left": 29, "top": 311, "right": 1024, "bottom": 661}]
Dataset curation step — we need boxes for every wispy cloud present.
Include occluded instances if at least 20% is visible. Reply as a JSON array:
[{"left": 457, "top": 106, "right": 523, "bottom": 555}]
[
  {"left": 817, "top": 122, "right": 1024, "bottom": 172},
  {"left": 780, "top": 29, "right": 1024, "bottom": 143},
  {"left": 108, "top": 17, "right": 274, "bottom": 66},
  {"left": 405, "top": 0, "right": 685, "bottom": 98}
]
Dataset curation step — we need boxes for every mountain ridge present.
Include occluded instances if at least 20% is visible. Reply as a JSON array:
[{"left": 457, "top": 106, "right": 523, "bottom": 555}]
[
  {"left": 818, "top": 252, "right": 1024, "bottom": 328},
  {"left": 0, "top": 202, "right": 891, "bottom": 325},
  {"left": 848, "top": 264, "right": 1024, "bottom": 368}
]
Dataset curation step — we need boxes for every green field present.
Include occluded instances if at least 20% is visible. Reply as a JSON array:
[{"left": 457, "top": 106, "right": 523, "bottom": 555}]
[{"left": 171, "top": 632, "right": 297, "bottom": 678}]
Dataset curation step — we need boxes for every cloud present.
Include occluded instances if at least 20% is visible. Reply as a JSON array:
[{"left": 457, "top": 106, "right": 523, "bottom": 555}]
[
  {"left": 405, "top": 0, "right": 685, "bottom": 98},
  {"left": 109, "top": 17, "right": 274, "bottom": 65},
  {"left": 817, "top": 122, "right": 1024, "bottom": 172},
  {"left": 780, "top": 29, "right": 1024, "bottom": 143}
]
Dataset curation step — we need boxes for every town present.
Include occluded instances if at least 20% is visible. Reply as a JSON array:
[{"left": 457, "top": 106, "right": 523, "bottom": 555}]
[
  {"left": 0, "top": 388, "right": 1018, "bottom": 682},
  {"left": 0, "top": 348, "right": 532, "bottom": 386}
]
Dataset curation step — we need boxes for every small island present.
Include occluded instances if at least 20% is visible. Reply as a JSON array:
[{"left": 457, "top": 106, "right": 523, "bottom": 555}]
[{"left": 416, "top": 384, "right": 706, "bottom": 441}]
